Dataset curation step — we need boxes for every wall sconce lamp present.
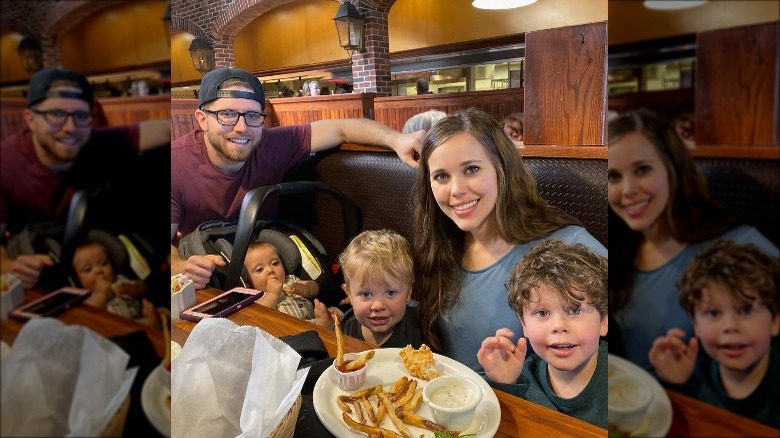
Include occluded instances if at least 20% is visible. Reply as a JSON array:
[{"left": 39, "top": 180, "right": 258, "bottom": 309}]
[
  {"left": 18, "top": 36, "right": 43, "bottom": 73},
  {"left": 333, "top": 0, "right": 364, "bottom": 60},
  {"left": 163, "top": 3, "right": 171, "bottom": 47},
  {"left": 188, "top": 37, "right": 214, "bottom": 75}
]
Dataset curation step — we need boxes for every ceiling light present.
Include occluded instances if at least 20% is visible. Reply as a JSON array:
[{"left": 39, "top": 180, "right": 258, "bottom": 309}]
[
  {"left": 643, "top": 1, "right": 707, "bottom": 11},
  {"left": 472, "top": 0, "right": 537, "bottom": 10}
]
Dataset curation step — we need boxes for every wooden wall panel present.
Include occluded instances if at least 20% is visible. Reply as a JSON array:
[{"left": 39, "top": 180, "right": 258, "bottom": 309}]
[
  {"left": 374, "top": 89, "right": 523, "bottom": 132},
  {"left": 0, "top": 98, "right": 26, "bottom": 139},
  {"left": 2, "top": 96, "right": 171, "bottom": 139},
  {"left": 524, "top": 21, "right": 608, "bottom": 146},
  {"left": 696, "top": 21, "right": 779, "bottom": 146},
  {"left": 171, "top": 99, "right": 199, "bottom": 140},
  {"left": 97, "top": 95, "right": 170, "bottom": 126},
  {"left": 608, "top": 89, "right": 695, "bottom": 122},
  {"left": 265, "top": 94, "right": 376, "bottom": 127}
]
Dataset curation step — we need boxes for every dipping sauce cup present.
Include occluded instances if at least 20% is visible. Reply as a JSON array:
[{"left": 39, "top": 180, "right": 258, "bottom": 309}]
[
  {"left": 422, "top": 375, "right": 483, "bottom": 431},
  {"left": 334, "top": 353, "right": 367, "bottom": 391}
]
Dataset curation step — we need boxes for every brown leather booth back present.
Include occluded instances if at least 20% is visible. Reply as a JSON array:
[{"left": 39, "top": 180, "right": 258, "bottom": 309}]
[
  {"left": 695, "top": 158, "right": 780, "bottom": 247},
  {"left": 280, "top": 151, "right": 608, "bottom": 264}
]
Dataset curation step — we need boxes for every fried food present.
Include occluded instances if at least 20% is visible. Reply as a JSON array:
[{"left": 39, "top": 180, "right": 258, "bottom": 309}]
[
  {"left": 399, "top": 344, "right": 441, "bottom": 380},
  {"left": 378, "top": 393, "right": 411, "bottom": 438},
  {"left": 395, "top": 410, "right": 454, "bottom": 434},
  {"left": 342, "top": 412, "right": 404, "bottom": 438},
  {"left": 345, "top": 350, "right": 376, "bottom": 371},
  {"left": 333, "top": 312, "right": 345, "bottom": 367}
]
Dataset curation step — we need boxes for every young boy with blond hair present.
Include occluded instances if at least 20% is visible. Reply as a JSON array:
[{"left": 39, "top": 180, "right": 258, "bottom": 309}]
[
  {"left": 338, "top": 229, "right": 422, "bottom": 348},
  {"left": 648, "top": 239, "right": 779, "bottom": 428},
  {"left": 477, "top": 239, "right": 608, "bottom": 428}
]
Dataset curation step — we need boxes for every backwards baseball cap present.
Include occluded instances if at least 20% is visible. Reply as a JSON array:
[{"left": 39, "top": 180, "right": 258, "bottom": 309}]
[
  {"left": 26, "top": 67, "right": 93, "bottom": 109},
  {"left": 198, "top": 67, "right": 266, "bottom": 110}
]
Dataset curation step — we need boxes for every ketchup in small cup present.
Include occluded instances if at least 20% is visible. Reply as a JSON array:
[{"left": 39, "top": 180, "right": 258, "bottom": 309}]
[{"left": 334, "top": 353, "right": 367, "bottom": 391}]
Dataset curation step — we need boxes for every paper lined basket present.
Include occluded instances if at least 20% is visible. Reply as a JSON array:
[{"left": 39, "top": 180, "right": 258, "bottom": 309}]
[
  {"left": 99, "top": 393, "right": 131, "bottom": 437},
  {"left": 269, "top": 394, "right": 302, "bottom": 438}
]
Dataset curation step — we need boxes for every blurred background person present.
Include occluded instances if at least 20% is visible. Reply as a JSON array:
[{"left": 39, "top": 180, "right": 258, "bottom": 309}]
[
  {"left": 502, "top": 112, "right": 524, "bottom": 147},
  {"left": 402, "top": 109, "right": 447, "bottom": 134}
]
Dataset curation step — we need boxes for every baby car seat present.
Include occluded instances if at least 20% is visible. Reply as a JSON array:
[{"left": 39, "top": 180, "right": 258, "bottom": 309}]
[
  {"left": 5, "top": 188, "right": 155, "bottom": 289},
  {"left": 177, "top": 181, "right": 362, "bottom": 309}
]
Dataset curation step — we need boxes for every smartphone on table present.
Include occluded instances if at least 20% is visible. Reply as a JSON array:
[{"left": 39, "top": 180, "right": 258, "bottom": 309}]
[
  {"left": 180, "top": 287, "right": 264, "bottom": 322},
  {"left": 9, "top": 287, "right": 92, "bottom": 321}
]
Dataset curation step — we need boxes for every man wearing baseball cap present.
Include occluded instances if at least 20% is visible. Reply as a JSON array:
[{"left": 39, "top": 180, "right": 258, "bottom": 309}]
[
  {"left": 0, "top": 67, "right": 170, "bottom": 288},
  {"left": 171, "top": 67, "right": 424, "bottom": 289}
]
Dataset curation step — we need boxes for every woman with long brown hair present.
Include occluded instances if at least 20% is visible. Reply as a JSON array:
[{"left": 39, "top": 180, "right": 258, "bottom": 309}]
[
  {"left": 412, "top": 108, "right": 607, "bottom": 371},
  {"left": 608, "top": 108, "right": 777, "bottom": 371}
]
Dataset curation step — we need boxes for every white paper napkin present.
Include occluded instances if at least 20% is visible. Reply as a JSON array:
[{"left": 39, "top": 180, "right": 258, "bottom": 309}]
[
  {"left": 171, "top": 318, "right": 308, "bottom": 438},
  {"left": 0, "top": 318, "right": 137, "bottom": 437}
]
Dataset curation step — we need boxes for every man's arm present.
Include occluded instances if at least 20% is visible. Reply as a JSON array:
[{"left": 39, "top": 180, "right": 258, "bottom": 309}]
[
  {"left": 138, "top": 119, "right": 171, "bottom": 151},
  {"left": 310, "top": 119, "right": 424, "bottom": 168}
]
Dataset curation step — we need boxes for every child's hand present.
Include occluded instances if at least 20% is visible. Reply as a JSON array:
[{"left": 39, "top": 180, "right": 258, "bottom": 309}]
[
  {"left": 285, "top": 281, "right": 317, "bottom": 298},
  {"left": 267, "top": 277, "right": 284, "bottom": 297},
  {"left": 113, "top": 279, "right": 147, "bottom": 297},
  {"left": 84, "top": 277, "right": 112, "bottom": 308},
  {"left": 648, "top": 327, "right": 698, "bottom": 384},
  {"left": 313, "top": 299, "right": 332, "bottom": 327},
  {"left": 477, "top": 328, "right": 527, "bottom": 384}
]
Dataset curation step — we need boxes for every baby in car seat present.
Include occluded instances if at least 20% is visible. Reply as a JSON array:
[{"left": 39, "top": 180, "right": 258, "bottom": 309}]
[
  {"left": 244, "top": 240, "right": 342, "bottom": 327},
  {"left": 72, "top": 239, "right": 159, "bottom": 327}
]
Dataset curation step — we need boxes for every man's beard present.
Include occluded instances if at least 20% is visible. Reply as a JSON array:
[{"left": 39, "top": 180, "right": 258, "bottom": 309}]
[
  {"left": 205, "top": 130, "right": 257, "bottom": 162},
  {"left": 35, "top": 131, "right": 82, "bottom": 164}
]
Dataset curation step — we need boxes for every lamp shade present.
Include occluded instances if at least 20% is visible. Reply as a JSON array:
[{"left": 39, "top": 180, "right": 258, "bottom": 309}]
[
  {"left": 18, "top": 37, "right": 43, "bottom": 73},
  {"left": 472, "top": 0, "right": 537, "bottom": 9},
  {"left": 643, "top": 1, "right": 707, "bottom": 10},
  {"left": 333, "top": 1, "right": 364, "bottom": 54},
  {"left": 188, "top": 37, "right": 214, "bottom": 75}
]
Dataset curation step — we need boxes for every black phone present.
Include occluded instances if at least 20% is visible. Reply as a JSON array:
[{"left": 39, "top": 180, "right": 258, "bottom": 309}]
[{"left": 9, "top": 287, "right": 92, "bottom": 321}]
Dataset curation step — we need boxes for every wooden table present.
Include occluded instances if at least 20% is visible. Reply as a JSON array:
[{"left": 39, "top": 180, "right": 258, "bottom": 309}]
[
  {"left": 1, "top": 289, "right": 166, "bottom": 358},
  {"left": 666, "top": 389, "right": 779, "bottom": 437},
  {"left": 172, "top": 288, "right": 607, "bottom": 438}
]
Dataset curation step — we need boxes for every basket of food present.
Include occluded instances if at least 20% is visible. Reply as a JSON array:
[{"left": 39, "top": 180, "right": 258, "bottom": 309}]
[
  {"left": 98, "top": 392, "right": 131, "bottom": 437},
  {"left": 269, "top": 394, "right": 302, "bottom": 438}
]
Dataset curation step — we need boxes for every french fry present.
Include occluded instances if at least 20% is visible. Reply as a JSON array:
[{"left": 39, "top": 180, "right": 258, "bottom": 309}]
[
  {"left": 333, "top": 313, "right": 344, "bottom": 367},
  {"left": 353, "top": 399, "right": 365, "bottom": 423},
  {"left": 391, "top": 378, "right": 412, "bottom": 402},
  {"left": 375, "top": 400, "right": 387, "bottom": 425},
  {"left": 401, "top": 389, "right": 422, "bottom": 413},
  {"left": 396, "top": 410, "right": 454, "bottom": 434},
  {"left": 390, "top": 376, "right": 408, "bottom": 394},
  {"left": 378, "top": 393, "right": 411, "bottom": 438},
  {"left": 337, "top": 395, "right": 352, "bottom": 414},
  {"left": 345, "top": 350, "right": 375, "bottom": 371},
  {"left": 342, "top": 412, "right": 404, "bottom": 438},
  {"left": 347, "top": 384, "right": 383, "bottom": 400},
  {"left": 395, "top": 379, "right": 417, "bottom": 407},
  {"left": 361, "top": 396, "right": 377, "bottom": 426}
]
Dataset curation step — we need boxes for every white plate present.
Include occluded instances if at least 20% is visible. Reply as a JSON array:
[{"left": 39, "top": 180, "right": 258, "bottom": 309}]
[
  {"left": 608, "top": 354, "right": 672, "bottom": 437},
  {"left": 313, "top": 348, "right": 501, "bottom": 437},
  {"left": 141, "top": 364, "right": 171, "bottom": 437}
]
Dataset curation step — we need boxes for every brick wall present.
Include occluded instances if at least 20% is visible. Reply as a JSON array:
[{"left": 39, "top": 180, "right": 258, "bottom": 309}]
[
  {"left": 169, "top": 0, "right": 397, "bottom": 96},
  {"left": 1, "top": 1, "right": 122, "bottom": 68}
]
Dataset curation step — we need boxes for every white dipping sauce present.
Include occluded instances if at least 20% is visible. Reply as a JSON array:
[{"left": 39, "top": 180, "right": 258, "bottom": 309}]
[{"left": 430, "top": 383, "right": 471, "bottom": 408}]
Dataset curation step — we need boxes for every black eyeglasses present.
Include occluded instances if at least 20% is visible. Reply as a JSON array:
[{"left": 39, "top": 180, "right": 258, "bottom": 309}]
[
  {"left": 202, "top": 109, "right": 267, "bottom": 127},
  {"left": 30, "top": 108, "right": 93, "bottom": 128}
]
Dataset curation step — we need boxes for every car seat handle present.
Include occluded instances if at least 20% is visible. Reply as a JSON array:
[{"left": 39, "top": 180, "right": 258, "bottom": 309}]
[{"left": 226, "top": 181, "right": 361, "bottom": 291}]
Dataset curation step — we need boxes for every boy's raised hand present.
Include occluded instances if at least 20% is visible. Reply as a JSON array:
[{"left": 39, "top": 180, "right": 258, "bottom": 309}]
[
  {"left": 648, "top": 327, "right": 698, "bottom": 384},
  {"left": 477, "top": 327, "right": 527, "bottom": 384}
]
